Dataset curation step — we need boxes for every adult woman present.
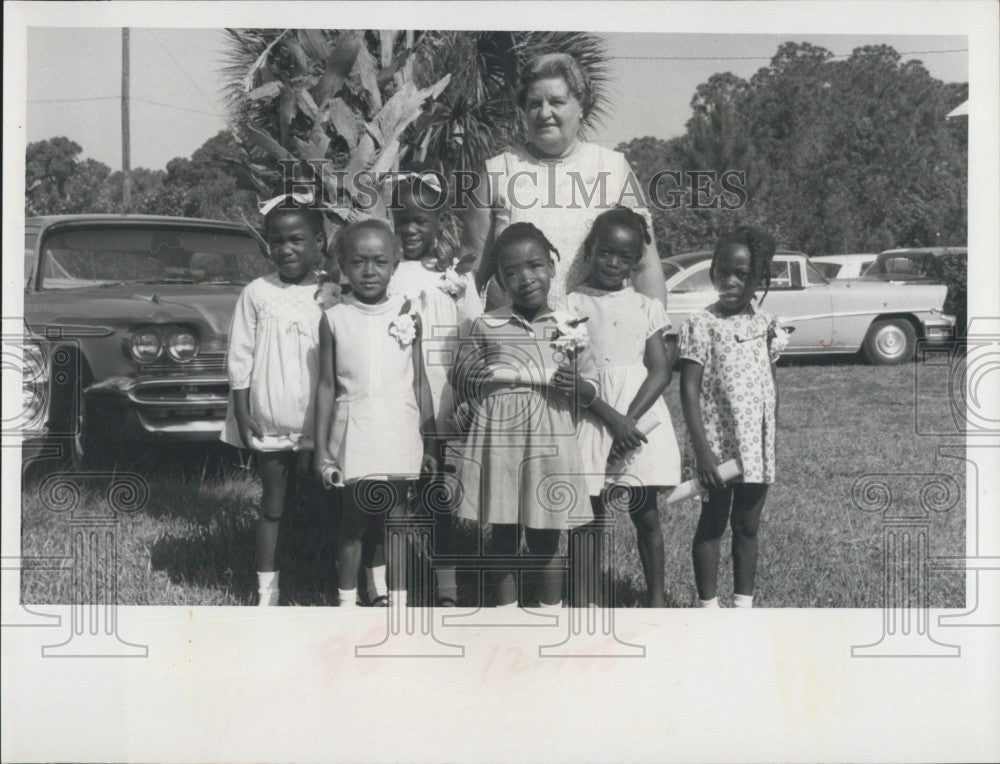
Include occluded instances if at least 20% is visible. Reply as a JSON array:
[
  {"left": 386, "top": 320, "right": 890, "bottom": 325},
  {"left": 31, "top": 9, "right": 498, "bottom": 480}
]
[{"left": 463, "top": 52, "right": 667, "bottom": 306}]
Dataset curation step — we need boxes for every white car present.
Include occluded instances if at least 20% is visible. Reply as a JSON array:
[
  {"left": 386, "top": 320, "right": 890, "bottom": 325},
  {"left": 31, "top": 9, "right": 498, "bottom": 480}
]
[
  {"left": 662, "top": 251, "right": 955, "bottom": 364},
  {"left": 810, "top": 254, "right": 878, "bottom": 279}
]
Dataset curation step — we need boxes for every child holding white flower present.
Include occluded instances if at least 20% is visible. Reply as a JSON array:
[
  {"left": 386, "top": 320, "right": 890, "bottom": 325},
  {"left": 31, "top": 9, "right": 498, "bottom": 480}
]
[
  {"left": 452, "top": 222, "right": 597, "bottom": 609},
  {"left": 314, "top": 219, "right": 438, "bottom": 608},
  {"left": 221, "top": 198, "right": 339, "bottom": 606}
]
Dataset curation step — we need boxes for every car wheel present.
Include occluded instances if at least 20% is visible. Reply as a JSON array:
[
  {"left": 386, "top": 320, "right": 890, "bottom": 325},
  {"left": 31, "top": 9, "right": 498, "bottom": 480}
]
[{"left": 863, "top": 318, "right": 916, "bottom": 365}]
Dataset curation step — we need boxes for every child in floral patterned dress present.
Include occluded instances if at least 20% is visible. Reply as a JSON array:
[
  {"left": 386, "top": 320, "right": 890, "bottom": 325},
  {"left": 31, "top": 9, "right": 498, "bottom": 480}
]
[
  {"left": 679, "top": 227, "right": 790, "bottom": 608},
  {"left": 313, "top": 219, "right": 437, "bottom": 608}
]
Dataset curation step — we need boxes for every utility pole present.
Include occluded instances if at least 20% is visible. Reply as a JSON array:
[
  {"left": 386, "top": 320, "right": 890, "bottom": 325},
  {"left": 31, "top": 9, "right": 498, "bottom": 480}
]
[{"left": 122, "top": 28, "right": 131, "bottom": 210}]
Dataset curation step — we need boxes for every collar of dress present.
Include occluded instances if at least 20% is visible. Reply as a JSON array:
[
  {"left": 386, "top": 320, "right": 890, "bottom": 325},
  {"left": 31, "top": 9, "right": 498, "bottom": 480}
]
[
  {"left": 572, "top": 284, "right": 635, "bottom": 298},
  {"left": 343, "top": 292, "right": 403, "bottom": 315},
  {"left": 480, "top": 306, "right": 558, "bottom": 330}
]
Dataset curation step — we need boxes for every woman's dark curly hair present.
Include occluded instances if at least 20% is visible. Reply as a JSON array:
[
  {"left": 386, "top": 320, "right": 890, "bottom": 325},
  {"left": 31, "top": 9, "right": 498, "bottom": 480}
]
[
  {"left": 515, "top": 53, "right": 595, "bottom": 119},
  {"left": 710, "top": 226, "right": 777, "bottom": 304},
  {"left": 582, "top": 206, "right": 652, "bottom": 260},
  {"left": 491, "top": 222, "right": 560, "bottom": 277}
]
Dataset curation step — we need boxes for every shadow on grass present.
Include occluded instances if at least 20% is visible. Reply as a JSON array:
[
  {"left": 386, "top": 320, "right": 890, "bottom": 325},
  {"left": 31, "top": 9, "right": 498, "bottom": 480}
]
[{"left": 148, "top": 481, "right": 342, "bottom": 605}]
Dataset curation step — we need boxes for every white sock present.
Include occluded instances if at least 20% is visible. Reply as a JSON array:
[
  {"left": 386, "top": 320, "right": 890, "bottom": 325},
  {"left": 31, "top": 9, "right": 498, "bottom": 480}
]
[
  {"left": 257, "top": 571, "right": 279, "bottom": 606},
  {"left": 733, "top": 593, "right": 754, "bottom": 608},
  {"left": 389, "top": 589, "right": 409, "bottom": 607},
  {"left": 369, "top": 565, "right": 388, "bottom": 599},
  {"left": 338, "top": 588, "right": 358, "bottom": 608},
  {"left": 697, "top": 596, "right": 719, "bottom": 608}
]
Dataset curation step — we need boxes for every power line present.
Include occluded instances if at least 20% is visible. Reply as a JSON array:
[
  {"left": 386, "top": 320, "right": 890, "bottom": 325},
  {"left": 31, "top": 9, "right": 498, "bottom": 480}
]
[
  {"left": 28, "top": 96, "right": 119, "bottom": 103},
  {"left": 146, "top": 28, "right": 219, "bottom": 111},
  {"left": 133, "top": 97, "right": 224, "bottom": 118},
  {"left": 28, "top": 95, "right": 224, "bottom": 118},
  {"left": 611, "top": 48, "right": 968, "bottom": 61}
]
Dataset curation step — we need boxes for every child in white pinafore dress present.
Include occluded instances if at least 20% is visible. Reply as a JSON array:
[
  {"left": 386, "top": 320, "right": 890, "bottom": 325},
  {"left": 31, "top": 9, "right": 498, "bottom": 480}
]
[
  {"left": 221, "top": 200, "right": 338, "bottom": 606},
  {"left": 565, "top": 207, "right": 681, "bottom": 607},
  {"left": 314, "top": 219, "right": 437, "bottom": 608}
]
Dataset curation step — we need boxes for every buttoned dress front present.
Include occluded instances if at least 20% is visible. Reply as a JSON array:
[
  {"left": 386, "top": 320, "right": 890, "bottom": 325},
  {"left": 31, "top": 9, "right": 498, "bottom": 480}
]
[{"left": 453, "top": 307, "right": 597, "bottom": 530}]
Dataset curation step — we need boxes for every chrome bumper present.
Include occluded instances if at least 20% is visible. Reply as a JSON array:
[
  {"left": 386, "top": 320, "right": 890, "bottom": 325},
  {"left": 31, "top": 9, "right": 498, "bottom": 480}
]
[
  {"left": 86, "top": 374, "right": 229, "bottom": 438},
  {"left": 922, "top": 314, "right": 957, "bottom": 343}
]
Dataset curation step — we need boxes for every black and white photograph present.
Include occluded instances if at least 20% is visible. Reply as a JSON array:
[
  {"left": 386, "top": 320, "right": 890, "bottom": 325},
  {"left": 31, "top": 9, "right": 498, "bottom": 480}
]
[{"left": 3, "top": 2, "right": 999, "bottom": 762}]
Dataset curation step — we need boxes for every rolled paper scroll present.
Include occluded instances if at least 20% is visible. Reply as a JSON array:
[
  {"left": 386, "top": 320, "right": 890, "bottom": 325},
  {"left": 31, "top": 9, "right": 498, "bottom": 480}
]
[
  {"left": 664, "top": 459, "right": 742, "bottom": 504},
  {"left": 604, "top": 411, "right": 663, "bottom": 481},
  {"left": 321, "top": 459, "right": 344, "bottom": 489}
]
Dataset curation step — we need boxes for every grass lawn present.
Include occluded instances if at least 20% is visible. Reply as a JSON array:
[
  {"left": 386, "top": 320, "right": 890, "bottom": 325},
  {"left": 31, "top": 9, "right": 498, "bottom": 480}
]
[{"left": 20, "top": 352, "right": 966, "bottom": 607}]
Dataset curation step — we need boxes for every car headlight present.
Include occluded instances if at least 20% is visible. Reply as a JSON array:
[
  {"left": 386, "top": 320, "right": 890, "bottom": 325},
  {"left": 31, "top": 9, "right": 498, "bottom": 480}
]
[
  {"left": 166, "top": 329, "right": 199, "bottom": 362},
  {"left": 22, "top": 340, "right": 49, "bottom": 427},
  {"left": 130, "top": 331, "right": 162, "bottom": 363}
]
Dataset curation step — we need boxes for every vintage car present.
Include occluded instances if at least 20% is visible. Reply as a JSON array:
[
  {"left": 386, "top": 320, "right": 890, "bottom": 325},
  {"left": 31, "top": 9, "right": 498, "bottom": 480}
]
[
  {"left": 22, "top": 214, "right": 271, "bottom": 466},
  {"left": 662, "top": 250, "right": 955, "bottom": 365},
  {"left": 861, "top": 246, "right": 967, "bottom": 282},
  {"left": 809, "top": 253, "right": 878, "bottom": 280}
]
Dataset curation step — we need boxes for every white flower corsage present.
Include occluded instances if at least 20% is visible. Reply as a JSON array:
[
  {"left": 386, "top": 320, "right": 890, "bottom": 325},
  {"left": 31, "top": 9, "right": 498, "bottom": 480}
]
[
  {"left": 439, "top": 259, "right": 467, "bottom": 297},
  {"left": 767, "top": 317, "right": 791, "bottom": 362},
  {"left": 550, "top": 310, "right": 590, "bottom": 360},
  {"left": 314, "top": 270, "right": 340, "bottom": 310},
  {"left": 389, "top": 293, "right": 421, "bottom": 346}
]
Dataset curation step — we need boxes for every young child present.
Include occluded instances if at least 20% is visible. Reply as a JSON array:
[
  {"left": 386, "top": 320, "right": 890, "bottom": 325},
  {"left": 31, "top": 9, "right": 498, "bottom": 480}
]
[
  {"left": 679, "top": 226, "right": 788, "bottom": 608},
  {"left": 387, "top": 167, "right": 483, "bottom": 606},
  {"left": 452, "top": 222, "right": 597, "bottom": 609},
  {"left": 565, "top": 207, "right": 681, "bottom": 607},
  {"left": 314, "top": 219, "right": 437, "bottom": 608},
  {"left": 221, "top": 199, "right": 336, "bottom": 606}
]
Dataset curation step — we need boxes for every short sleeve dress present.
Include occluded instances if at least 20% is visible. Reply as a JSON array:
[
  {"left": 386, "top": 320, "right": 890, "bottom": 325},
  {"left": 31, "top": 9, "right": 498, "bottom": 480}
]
[
  {"left": 677, "top": 303, "right": 783, "bottom": 484},
  {"left": 220, "top": 272, "right": 331, "bottom": 451},
  {"left": 566, "top": 286, "right": 682, "bottom": 495},
  {"left": 389, "top": 258, "right": 483, "bottom": 436},
  {"left": 486, "top": 141, "right": 654, "bottom": 303},
  {"left": 452, "top": 307, "right": 598, "bottom": 530},
  {"left": 324, "top": 293, "right": 425, "bottom": 483}
]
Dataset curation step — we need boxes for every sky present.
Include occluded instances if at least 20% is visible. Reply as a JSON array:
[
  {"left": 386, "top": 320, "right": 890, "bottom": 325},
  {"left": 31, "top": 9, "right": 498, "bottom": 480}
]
[{"left": 24, "top": 27, "right": 967, "bottom": 171}]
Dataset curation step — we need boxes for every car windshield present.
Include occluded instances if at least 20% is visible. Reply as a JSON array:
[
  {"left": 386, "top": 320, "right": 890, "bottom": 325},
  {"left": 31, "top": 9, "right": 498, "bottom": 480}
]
[
  {"left": 804, "top": 261, "right": 830, "bottom": 285},
  {"left": 36, "top": 225, "right": 271, "bottom": 290},
  {"left": 813, "top": 262, "right": 841, "bottom": 279},
  {"left": 670, "top": 267, "right": 713, "bottom": 293}
]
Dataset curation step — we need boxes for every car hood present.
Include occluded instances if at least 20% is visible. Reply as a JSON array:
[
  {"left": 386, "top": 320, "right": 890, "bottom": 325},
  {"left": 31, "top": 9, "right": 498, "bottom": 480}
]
[{"left": 25, "top": 283, "right": 244, "bottom": 337}]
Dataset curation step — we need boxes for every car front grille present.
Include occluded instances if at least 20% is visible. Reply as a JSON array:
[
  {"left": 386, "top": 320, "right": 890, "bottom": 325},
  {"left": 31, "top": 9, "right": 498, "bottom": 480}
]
[{"left": 144, "top": 351, "right": 226, "bottom": 374}]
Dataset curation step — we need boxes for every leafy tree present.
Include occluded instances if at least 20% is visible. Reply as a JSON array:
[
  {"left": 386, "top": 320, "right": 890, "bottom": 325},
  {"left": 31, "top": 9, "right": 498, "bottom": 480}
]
[
  {"left": 220, "top": 28, "right": 610, "bottom": 235},
  {"left": 26, "top": 137, "right": 111, "bottom": 215},
  {"left": 621, "top": 42, "right": 967, "bottom": 256}
]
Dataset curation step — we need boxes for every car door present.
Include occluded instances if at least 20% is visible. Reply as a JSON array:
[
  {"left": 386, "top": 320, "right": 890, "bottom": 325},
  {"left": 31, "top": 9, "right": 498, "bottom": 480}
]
[{"left": 759, "top": 256, "right": 834, "bottom": 351}]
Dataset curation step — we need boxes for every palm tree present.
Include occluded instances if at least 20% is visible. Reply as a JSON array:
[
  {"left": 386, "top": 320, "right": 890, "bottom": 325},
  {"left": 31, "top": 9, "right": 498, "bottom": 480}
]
[{"left": 221, "top": 29, "right": 610, "bottom": 227}]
